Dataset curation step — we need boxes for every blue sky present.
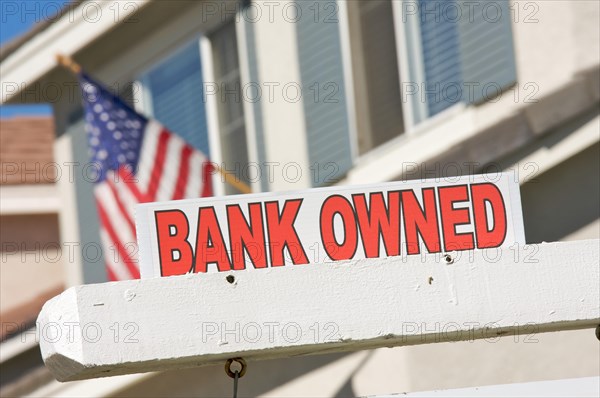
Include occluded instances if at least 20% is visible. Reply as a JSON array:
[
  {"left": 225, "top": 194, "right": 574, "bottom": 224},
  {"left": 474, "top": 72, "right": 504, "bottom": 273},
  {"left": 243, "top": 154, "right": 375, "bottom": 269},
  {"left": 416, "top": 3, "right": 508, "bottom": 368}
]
[{"left": 1, "top": 0, "right": 69, "bottom": 118}]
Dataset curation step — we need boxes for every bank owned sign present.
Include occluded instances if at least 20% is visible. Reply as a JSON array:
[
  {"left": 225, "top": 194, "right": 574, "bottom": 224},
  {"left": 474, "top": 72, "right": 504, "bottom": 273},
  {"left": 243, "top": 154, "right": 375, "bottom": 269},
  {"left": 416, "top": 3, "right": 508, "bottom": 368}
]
[{"left": 136, "top": 173, "right": 525, "bottom": 278}]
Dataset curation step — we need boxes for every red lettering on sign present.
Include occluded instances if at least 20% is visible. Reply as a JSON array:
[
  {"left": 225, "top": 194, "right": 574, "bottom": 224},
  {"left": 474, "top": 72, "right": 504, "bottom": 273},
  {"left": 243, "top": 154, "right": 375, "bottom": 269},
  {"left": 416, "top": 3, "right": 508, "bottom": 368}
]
[
  {"left": 265, "top": 200, "right": 308, "bottom": 266},
  {"left": 320, "top": 195, "right": 358, "bottom": 261},
  {"left": 155, "top": 210, "right": 193, "bottom": 277},
  {"left": 353, "top": 192, "right": 401, "bottom": 258},
  {"left": 402, "top": 188, "right": 441, "bottom": 255},
  {"left": 438, "top": 185, "right": 475, "bottom": 251},
  {"left": 195, "top": 207, "right": 231, "bottom": 273},
  {"left": 471, "top": 183, "right": 507, "bottom": 248},
  {"left": 227, "top": 203, "right": 268, "bottom": 270}
]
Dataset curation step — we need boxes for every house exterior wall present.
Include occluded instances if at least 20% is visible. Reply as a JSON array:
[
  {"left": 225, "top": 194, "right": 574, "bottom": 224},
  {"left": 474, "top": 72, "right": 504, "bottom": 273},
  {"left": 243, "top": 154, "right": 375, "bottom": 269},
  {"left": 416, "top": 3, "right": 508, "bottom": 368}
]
[
  {"left": 0, "top": 117, "right": 64, "bottom": 396},
  {"left": 250, "top": 0, "right": 312, "bottom": 191},
  {"left": 0, "top": 117, "right": 64, "bottom": 336},
  {"left": 0, "top": 0, "right": 598, "bottom": 396}
]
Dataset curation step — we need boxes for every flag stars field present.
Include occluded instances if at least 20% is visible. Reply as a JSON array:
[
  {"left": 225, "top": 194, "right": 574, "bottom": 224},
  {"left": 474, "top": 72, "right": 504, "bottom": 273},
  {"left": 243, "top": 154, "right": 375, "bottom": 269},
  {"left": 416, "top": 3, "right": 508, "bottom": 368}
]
[{"left": 77, "top": 72, "right": 215, "bottom": 280}]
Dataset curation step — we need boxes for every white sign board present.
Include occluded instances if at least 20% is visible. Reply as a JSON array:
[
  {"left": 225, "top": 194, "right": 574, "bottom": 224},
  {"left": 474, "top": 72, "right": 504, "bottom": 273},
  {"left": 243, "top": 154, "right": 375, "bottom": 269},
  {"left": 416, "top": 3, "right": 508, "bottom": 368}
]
[
  {"left": 38, "top": 240, "right": 599, "bottom": 381},
  {"left": 136, "top": 173, "right": 525, "bottom": 278}
]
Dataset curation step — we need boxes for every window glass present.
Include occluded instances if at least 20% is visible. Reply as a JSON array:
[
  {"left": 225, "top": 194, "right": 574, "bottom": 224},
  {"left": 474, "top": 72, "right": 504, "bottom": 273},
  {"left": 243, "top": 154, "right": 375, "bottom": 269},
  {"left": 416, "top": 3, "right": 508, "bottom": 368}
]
[
  {"left": 140, "top": 41, "right": 211, "bottom": 155},
  {"left": 209, "top": 21, "right": 250, "bottom": 193},
  {"left": 348, "top": 0, "right": 404, "bottom": 155}
]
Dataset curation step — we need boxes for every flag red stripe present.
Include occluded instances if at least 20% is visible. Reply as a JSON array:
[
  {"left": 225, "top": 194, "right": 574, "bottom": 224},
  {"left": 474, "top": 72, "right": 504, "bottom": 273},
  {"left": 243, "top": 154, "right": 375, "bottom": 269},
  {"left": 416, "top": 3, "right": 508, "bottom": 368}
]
[
  {"left": 172, "top": 145, "right": 193, "bottom": 200},
  {"left": 96, "top": 200, "right": 140, "bottom": 279},
  {"left": 105, "top": 262, "right": 118, "bottom": 282},
  {"left": 146, "top": 130, "right": 170, "bottom": 202},
  {"left": 105, "top": 177, "right": 136, "bottom": 236}
]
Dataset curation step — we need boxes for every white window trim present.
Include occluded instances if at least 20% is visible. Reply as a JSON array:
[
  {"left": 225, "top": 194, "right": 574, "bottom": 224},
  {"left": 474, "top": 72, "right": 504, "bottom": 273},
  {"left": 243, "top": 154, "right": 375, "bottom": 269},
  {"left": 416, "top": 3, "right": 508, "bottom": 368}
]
[
  {"left": 199, "top": 34, "right": 226, "bottom": 197},
  {"left": 393, "top": 0, "right": 428, "bottom": 130},
  {"left": 336, "top": 0, "right": 360, "bottom": 161},
  {"left": 132, "top": 78, "right": 152, "bottom": 117},
  {"left": 351, "top": 101, "right": 466, "bottom": 170},
  {"left": 235, "top": 18, "right": 262, "bottom": 193},
  {"left": 338, "top": 0, "right": 469, "bottom": 166}
]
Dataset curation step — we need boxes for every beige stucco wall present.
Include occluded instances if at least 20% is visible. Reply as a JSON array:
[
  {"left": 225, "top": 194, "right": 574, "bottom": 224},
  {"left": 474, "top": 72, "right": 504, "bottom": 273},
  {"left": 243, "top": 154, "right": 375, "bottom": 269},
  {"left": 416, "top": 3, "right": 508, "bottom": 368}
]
[{"left": 513, "top": 0, "right": 600, "bottom": 94}]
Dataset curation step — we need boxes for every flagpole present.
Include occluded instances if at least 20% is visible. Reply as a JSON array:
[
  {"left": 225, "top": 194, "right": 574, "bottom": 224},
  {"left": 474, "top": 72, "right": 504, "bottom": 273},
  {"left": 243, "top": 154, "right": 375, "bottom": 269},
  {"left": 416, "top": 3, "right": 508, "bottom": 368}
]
[
  {"left": 55, "top": 54, "right": 253, "bottom": 195},
  {"left": 56, "top": 54, "right": 81, "bottom": 74},
  {"left": 212, "top": 164, "right": 253, "bottom": 194}
]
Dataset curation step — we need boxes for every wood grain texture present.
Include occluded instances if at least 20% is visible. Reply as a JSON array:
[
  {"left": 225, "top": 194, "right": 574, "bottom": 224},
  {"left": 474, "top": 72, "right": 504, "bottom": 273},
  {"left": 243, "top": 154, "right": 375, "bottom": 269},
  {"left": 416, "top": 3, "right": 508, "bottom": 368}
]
[{"left": 37, "top": 240, "right": 600, "bottom": 381}]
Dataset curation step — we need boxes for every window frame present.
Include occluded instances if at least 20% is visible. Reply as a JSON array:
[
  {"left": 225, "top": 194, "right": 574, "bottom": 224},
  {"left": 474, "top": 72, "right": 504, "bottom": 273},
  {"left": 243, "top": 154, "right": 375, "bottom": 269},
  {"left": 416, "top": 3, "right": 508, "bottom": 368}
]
[
  {"left": 132, "top": 15, "right": 255, "bottom": 197},
  {"left": 234, "top": 18, "right": 264, "bottom": 193},
  {"left": 337, "top": 0, "right": 466, "bottom": 164}
]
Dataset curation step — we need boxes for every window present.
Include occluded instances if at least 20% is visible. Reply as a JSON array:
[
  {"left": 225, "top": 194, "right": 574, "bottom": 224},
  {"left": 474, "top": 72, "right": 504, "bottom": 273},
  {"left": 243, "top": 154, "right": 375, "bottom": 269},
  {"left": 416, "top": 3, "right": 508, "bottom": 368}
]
[
  {"left": 296, "top": 0, "right": 354, "bottom": 186},
  {"left": 137, "top": 20, "right": 252, "bottom": 195},
  {"left": 417, "top": 0, "right": 464, "bottom": 117},
  {"left": 138, "top": 41, "right": 210, "bottom": 155},
  {"left": 208, "top": 21, "right": 251, "bottom": 194},
  {"left": 406, "top": 0, "right": 517, "bottom": 118},
  {"left": 295, "top": 0, "right": 517, "bottom": 179},
  {"left": 347, "top": 0, "right": 404, "bottom": 155}
]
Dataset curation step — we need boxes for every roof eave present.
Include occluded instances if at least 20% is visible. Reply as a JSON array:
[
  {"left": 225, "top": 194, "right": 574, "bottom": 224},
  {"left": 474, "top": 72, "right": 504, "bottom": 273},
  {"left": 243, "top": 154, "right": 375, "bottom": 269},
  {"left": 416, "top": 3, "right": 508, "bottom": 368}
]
[{"left": 0, "top": 0, "right": 151, "bottom": 104}]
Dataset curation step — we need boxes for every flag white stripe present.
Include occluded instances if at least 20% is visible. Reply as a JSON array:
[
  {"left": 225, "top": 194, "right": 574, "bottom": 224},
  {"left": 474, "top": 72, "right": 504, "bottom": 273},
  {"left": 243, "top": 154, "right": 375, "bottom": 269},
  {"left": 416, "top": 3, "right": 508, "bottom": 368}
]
[
  {"left": 136, "top": 120, "right": 162, "bottom": 192},
  {"left": 185, "top": 151, "right": 205, "bottom": 198},
  {"left": 155, "top": 135, "right": 184, "bottom": 202}
]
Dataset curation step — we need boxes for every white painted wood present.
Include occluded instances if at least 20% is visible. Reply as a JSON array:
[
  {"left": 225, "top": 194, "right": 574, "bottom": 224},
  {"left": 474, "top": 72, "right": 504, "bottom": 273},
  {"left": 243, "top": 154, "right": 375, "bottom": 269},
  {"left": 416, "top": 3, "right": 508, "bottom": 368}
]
[
  {"left": 371, "top": 376, "right": 600, "bottom": 397},
  {"left": 38, "top": 240, "right": 600, "bottom": 382}
]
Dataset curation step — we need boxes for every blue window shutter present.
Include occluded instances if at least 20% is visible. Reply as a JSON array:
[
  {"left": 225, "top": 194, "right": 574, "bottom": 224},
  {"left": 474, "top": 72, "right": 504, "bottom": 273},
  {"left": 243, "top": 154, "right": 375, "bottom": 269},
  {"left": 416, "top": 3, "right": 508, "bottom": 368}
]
[
  {"left": 418, "top": 0, "right": 463, "bottom": 116},
  {"left": 142, "top": 41, "right": 210, "bottom": 155},
  {"left": 296, "top": 0, "right": 353, "bottom": 186},
  {"left": 458, "top": 0, "right": 517, "bottom": 104},
  {"left": 418, "top": 0, "right": 516, "bottom": 115}
]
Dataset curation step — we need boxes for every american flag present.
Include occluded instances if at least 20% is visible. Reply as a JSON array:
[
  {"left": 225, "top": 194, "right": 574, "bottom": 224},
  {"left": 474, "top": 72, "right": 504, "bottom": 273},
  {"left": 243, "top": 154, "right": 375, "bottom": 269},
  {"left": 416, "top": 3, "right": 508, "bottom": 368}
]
[{"left": 79, "top": 72, "right": 214, "bottom": 281}]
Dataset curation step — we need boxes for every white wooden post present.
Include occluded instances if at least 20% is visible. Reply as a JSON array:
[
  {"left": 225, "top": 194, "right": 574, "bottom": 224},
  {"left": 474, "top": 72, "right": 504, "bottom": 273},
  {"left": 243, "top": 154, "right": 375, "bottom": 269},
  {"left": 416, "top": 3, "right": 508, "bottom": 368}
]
[{"left": 37, "top": 240, "right": 599, "bottom": 382}]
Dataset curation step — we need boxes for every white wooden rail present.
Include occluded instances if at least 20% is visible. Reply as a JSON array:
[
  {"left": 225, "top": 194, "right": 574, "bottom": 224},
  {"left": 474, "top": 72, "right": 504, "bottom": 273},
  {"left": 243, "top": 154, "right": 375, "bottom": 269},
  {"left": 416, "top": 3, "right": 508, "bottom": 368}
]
[{"left": 37, "top": 240, "right": 599, "bottom": 382}]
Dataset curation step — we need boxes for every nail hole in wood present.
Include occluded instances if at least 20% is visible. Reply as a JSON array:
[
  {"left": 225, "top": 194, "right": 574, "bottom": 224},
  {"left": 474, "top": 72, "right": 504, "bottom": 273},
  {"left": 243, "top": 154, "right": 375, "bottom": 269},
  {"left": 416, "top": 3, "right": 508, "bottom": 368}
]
[
  {"left": 428, "top": 277, "right": 434, "bottom": 285},
  {"left": 226, "top": 275, "right": 235, "bottom": 284}
]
